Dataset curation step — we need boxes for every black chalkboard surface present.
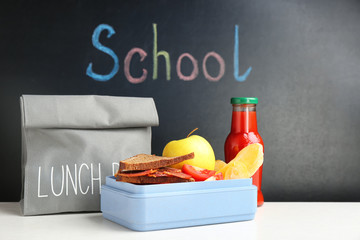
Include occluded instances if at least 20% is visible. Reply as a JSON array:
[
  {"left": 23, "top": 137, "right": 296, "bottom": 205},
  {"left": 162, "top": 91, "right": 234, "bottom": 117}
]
[{"left": 1, "top": 0, "right": 360, "bottom": 202}]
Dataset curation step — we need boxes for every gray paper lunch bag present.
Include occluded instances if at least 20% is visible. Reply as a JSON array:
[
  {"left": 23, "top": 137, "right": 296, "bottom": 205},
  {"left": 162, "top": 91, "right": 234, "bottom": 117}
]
[{"left": 20, "top": 95, "right": 159, "bottom": 215}]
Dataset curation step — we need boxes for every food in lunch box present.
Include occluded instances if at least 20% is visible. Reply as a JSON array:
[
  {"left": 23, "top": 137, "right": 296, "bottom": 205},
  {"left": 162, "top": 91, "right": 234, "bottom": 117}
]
[
  {"left": 204, "top": 173, "right": 224, "bottom": 181},
  {"left": 115, "top": 153, "right": 195, "bottom": 184},
  {"left": 162, "top": 128, "right": 216, "bottom": 170},
  {"left": 116, "top": 167, "right": 195, "bottom": 184},
  {"left": 181, "top": 164, "right": 223, "bottom": 181},
  {"left": 214, "top": 160, "right": 227, "bottom": 172},
  {"left": 119, "top": 152, "right": 195, "bottom": 171},
  {"left": 115, "top": 143, "right": 263, "bottom": 184},
  {"left": 216, "top": 143, "right": 263, "bottom": 180}
]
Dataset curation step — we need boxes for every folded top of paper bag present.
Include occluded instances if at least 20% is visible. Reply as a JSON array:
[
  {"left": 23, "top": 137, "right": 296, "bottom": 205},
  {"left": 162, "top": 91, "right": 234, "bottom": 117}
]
[{"left": 20, "top": 95, "right": 159, "bottom": 129}]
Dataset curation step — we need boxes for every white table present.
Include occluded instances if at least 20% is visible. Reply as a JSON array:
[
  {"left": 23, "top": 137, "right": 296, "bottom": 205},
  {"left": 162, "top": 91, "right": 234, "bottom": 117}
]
[{"left": 0, "top": 202, "right": 359, "bottom": 240}]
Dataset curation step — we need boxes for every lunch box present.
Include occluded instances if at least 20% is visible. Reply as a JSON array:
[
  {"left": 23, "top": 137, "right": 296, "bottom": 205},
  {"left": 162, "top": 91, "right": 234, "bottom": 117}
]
[{"left": 101, "top": 176, "right": 257, "bottom": 231}]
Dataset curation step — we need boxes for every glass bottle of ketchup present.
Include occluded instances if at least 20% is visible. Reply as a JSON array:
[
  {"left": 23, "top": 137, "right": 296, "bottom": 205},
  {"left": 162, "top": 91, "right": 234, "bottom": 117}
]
[{"left": 224, "top": 97, "right": 264, "bottom": 207}]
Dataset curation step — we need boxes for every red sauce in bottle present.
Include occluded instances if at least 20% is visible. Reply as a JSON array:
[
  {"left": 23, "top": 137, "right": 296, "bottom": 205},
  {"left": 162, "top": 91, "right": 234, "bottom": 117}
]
[{"left": 224, "top": 98, "right": 264, "bottom": 207}]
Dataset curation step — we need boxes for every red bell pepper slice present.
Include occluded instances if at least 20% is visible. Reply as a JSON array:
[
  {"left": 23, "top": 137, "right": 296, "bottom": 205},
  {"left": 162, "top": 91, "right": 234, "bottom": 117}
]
[{"left": 181, "top": 164, "right": 216, "bottom": 181}]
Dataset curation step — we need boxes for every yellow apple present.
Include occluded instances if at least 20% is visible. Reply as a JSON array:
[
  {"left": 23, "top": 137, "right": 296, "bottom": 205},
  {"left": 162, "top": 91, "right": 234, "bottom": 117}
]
[{"left": 162, "top": 134, "right": 216, "bottom": 170}]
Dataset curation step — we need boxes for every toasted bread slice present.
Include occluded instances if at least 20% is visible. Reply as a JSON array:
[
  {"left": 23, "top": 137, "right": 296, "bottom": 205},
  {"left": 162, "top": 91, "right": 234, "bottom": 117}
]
[{"left": 119, "top": 152, "right": 194, "bottom": 171}]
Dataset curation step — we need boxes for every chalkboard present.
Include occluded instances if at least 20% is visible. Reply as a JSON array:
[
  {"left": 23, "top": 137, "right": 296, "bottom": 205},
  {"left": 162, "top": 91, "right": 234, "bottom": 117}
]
[{"left": 1, "top": 0, "right": 360, "bottom": 202}]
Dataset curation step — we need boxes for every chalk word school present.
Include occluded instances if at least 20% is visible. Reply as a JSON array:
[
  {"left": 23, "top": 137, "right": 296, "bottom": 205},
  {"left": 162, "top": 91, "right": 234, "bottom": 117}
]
[
  {"left": 86, "top": 23, "right": 252, "bottom": 83},
  {"left": 37, "top": 162, "right": 119, "bottom": 198}
]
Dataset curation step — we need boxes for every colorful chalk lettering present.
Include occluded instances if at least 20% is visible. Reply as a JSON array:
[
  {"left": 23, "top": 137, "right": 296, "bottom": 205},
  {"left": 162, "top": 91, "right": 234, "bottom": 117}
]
[
  {"left": 124, "top": 48, "right": 148, "bottom": 84},
  {"left": 152, "top": 23, "right": 171, "bottom": 81},
  {"left": 86, "top": 23, "right": 252, "bottom": 83},
  {"left": 202, "top": 51, "right": 225, "bottom": 82},
  {"left": 233, "top": 25, "right": 252, "bottom": 82},
  {"left": 176, "top": 53, "right": 199, "bottom": 81},
  {"left": 86, "top": 24, "right": 119, "bottom": 82}
]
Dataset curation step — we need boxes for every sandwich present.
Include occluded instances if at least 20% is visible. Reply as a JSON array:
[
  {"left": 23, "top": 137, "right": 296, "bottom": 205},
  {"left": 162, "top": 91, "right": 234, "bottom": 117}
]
[{"left": 115, "top": 152, "right": 195, "bottom": 184}]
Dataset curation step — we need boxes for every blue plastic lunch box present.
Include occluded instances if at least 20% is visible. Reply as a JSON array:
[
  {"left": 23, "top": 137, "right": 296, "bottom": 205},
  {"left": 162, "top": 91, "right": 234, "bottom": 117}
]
[{"left": 101, "top": 176, "right": 257, "bottom": 231}]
